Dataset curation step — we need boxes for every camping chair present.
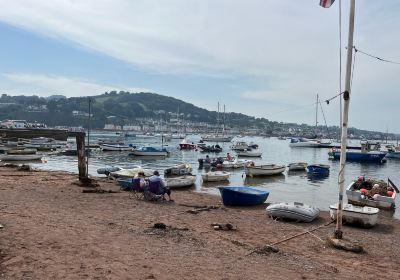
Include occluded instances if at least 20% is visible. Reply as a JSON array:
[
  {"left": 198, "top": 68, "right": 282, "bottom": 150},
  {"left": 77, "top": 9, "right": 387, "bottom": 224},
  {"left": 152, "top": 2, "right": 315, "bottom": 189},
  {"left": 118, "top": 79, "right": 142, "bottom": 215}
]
[
  {"left": 128, "top": 178, "right": 145, "bottom": 200},
  {"left": 144, "top": 180, "right": 164, "bottom": 202}
]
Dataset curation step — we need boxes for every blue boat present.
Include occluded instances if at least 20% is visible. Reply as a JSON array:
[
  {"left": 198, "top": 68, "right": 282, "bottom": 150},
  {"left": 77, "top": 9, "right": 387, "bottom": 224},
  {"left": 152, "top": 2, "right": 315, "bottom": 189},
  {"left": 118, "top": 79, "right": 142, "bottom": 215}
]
[
  {"left": 307, "top": 164, "right": 330, "bottom": 175},
  {"left": 330, "top": 151, "right": 387, "bottom": 162},
  {"left": 116, "top": 178, "right": 132, "bottom": 191},
  {"left": 130, "top": 146, "right": 169, "bottom": 156},
  {"left": 218, "top": 186, "right": 269, "bottom": 206}
]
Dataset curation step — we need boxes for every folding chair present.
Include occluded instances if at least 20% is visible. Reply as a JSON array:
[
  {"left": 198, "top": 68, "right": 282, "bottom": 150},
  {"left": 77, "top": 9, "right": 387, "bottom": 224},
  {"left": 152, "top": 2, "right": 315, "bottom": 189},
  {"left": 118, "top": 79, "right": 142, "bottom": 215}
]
[
  {"left": 129, "top": 178, "right": 145, "bottom": 200},
  {"left": 143, "top": 180, "right": 164, "bottom": 202}
]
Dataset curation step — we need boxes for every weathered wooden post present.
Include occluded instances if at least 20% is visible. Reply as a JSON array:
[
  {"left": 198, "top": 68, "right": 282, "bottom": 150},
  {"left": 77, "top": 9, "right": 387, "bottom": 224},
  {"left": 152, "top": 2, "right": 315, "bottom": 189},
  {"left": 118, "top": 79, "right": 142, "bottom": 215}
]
[{"left": 76, "top": 132, "right": 88, "bottom": 181}]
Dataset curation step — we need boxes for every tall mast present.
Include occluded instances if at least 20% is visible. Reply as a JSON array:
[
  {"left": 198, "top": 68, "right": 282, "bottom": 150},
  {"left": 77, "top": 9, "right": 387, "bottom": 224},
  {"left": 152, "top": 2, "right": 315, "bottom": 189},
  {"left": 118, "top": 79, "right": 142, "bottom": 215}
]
[
  {"left": 217, "top": 102, "right": 220, "bottom": 134},
  {"left": 334, "top": 0, "right": 355, "bottom": 239},
  {"left": 315, "top": 94, "right": 319, "bottom": 135},
  {"left": 223, "top": 104, "right": 226, "bottom": 133}
]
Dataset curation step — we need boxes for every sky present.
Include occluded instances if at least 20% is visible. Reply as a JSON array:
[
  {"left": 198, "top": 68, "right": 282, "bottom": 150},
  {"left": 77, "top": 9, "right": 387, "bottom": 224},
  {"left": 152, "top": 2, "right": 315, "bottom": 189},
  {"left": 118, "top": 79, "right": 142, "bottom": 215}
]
[{"left": 0, "top": 0, "right": 399, "bottom": 132}]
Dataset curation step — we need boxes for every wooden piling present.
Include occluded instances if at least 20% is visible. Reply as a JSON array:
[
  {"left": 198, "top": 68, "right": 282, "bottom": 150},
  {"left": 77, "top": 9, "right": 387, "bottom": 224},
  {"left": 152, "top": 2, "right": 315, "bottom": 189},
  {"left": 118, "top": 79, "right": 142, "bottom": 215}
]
[{"left": 76, "top": 133, "right": 88, "bottom": 181}]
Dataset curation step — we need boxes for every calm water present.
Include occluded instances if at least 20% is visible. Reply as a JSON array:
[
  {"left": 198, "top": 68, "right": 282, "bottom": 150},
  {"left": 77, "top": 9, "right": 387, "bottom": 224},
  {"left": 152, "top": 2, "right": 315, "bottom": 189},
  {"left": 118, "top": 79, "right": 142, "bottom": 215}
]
[{"left": 33, "top": 133, "right": 400, "bottom": 219}]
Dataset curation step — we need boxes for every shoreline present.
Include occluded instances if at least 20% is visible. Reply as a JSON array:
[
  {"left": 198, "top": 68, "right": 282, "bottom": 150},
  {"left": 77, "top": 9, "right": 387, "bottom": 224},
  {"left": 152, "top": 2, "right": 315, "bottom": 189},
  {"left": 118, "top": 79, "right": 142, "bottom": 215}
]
[{"left": 1, "top": 166, "right": 400, "bottom": 279}]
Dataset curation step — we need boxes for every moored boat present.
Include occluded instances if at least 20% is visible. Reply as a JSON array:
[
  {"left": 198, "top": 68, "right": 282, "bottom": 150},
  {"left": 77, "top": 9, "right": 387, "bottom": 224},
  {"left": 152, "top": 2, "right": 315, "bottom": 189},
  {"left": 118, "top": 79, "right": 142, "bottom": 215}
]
[
  {"left": 100, "top": 144, "right": 134, "bottom": 151},
  {"left": 201, "top": 171, "right": 230, "bottom": 182},
  {"left": 306, "top": 164, "right": 330, "bottom": 175},
  {"left": 178, "top": 139, "right": 197, "bottom": 150},
  {"left": 236, "top": 149, "right": 262, "bottom": 157},
  {"left": 329, "top": 203, "right": 379, "bottom": 228},
  {"left": 219, "top": 186, "right": 269, "bottom": 206},
  {"left": 164, "top": 163, "right": 192, "bottom": 176},
  {"left": 198, "top": 145, "right": 222, "bottom": 153},
  {"left": 266, "top": 202, "right": 320, "bottom": 222},
  {"left": 130, "top": 146, "right": 169, "bottom": 156},
  {"left": 287, "top": 162, "right": 308, "bottom": 171},
  {"left": 230, "top": 141, "right": 249, "bottom": 151},
  {"left": 245, "top": 164, "right": 286, "bottom": 176},
  {"left": 0, "top": 154, "right": 42, "bottom": 161},
  {"left": 289, "top": 138, "right": 320, "bottom": 148},
  {"left": 110, "top": 167, "right": 155, "bottom": 178},
  {"left": 222, "top": 159, "right": 253, "bottom": 169},
  {"left": 165, "top": 175, "right": 196, "bottom": 189},
  {"left": 6, "top": 148, "right": 37, "bottom": 155}
]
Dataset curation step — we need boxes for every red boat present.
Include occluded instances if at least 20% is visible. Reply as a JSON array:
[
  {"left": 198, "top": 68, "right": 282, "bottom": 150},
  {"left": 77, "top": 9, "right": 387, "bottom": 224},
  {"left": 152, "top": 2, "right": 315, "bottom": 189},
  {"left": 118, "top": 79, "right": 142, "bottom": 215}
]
[{"left": 178, "top": 139, "right": 197, "bottom": 150}]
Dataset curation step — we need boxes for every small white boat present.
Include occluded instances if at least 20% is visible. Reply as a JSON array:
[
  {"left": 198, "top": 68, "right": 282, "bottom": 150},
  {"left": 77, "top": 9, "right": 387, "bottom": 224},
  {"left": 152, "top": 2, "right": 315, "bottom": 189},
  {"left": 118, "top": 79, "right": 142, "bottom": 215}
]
[
  {"left": 329, "top": 203, "right": 379, "bottom": 228},
  {"left": 289, "top": 138, "right": 320, "bottom": 148},
  {"left": 0, "top": 154, "right": 42, "bottom": 161},
  {"left": 6, "top": 148, "right": 38, "bottom": 155},
  {"left": 288, "top": 162, "right": 308, "bottom": 171},
  {"left": 230, "top": 141, "right": 249, "bottom": 151},
  {"left": 165, "top": 175, "right": 196, "bottom": 188},
  {"left": 266, "top": 202, "right": 320, "bottom": 223},
  {"left": 222, "top": 159, "right": 253, "bottom": 169},
  {"left": 236, "top": 149, "right": 262, "bottom": 157},
  {"left": 245, "top": 164, "right": 285, "bottom": 176},
  {"left": 201, "top": 171, "right": 230, "bottom": 182},
  {"left": 110, "top": 167, "right": 155, "bottom": 178},
  {"left": 100, "top": 144, "right": 133, "bottom": 151}
]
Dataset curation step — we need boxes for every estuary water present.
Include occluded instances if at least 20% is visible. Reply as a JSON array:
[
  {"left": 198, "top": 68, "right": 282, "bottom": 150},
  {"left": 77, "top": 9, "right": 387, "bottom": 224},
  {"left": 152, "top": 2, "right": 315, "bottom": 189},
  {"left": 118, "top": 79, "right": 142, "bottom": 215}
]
[{"left": 33, "top": 133, "right": 400, "bottom": 219}]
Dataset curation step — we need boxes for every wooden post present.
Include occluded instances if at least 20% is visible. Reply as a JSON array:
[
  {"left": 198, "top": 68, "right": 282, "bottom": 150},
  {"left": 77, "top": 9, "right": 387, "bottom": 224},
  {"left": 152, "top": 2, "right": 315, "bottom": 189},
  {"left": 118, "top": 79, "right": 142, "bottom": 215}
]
[{"left": 76, "top": 133, "right": 88, "bottom": 181}]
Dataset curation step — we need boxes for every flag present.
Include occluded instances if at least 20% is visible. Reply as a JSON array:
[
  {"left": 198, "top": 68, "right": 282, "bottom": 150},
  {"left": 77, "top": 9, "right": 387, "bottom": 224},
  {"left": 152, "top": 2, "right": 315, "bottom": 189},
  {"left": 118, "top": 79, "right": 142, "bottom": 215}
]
[{"left": 320, "top": 0, "right": 335, "bottom": 8}]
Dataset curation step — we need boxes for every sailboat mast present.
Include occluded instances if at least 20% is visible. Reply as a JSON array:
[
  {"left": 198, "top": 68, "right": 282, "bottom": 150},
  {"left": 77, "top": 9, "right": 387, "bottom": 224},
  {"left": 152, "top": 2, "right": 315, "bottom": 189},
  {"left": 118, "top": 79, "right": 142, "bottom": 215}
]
[
  {"left": 223, "top": 104, "right": 226, "bottom": 134},
  {"left": 335, "top": 0, "right": 355, "bottom": 239},
  {"left": 315, "top": 94, "right": 319, "bottom": 135}
]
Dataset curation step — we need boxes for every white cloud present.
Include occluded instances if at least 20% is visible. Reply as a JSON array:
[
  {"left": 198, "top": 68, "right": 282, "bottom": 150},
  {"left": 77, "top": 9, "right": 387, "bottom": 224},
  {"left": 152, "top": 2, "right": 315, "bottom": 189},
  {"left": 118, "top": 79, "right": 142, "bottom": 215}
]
[{"left": 1, "top": 73, "right": 150, "bottom": 97}]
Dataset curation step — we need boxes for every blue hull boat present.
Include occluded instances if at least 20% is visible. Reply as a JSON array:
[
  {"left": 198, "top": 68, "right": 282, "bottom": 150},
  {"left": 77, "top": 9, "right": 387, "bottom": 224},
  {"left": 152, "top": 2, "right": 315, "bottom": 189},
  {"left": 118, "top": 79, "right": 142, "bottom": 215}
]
[
  {"left": 331, "top": 151, "right": 386, "bottom": 162},
  {"left": 117, "top": 178, "right": 132, "bottom": 191},
  {"left": 307, "top": 164, "right": 330, "bottom": 175},
  {"left": 218, "top": 186, "right": 269, "bottom": 206}
]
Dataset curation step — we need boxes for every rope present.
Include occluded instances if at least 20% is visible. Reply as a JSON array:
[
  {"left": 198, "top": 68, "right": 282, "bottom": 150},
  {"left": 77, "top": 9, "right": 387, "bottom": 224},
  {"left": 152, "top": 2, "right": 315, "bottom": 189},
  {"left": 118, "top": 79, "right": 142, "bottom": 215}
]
[{"left": 354, "top": 46, "right": 400, "bottom": 65}]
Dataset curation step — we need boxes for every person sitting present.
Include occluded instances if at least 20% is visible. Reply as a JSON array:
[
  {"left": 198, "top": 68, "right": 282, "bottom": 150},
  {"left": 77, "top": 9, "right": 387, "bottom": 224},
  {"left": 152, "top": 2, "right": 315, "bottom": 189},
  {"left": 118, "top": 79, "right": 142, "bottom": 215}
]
[
  {"left": 205, "top": 155, "right": 211, "bottom": 164},
  {"left": 226, "top": 153, "right": 232, "bottom": 161},
  {"left": 133, "top": 171, "right": 147, "bottom": 190},
  {"left": 148, "top": 171, "right": 172, "bottom": 201}
]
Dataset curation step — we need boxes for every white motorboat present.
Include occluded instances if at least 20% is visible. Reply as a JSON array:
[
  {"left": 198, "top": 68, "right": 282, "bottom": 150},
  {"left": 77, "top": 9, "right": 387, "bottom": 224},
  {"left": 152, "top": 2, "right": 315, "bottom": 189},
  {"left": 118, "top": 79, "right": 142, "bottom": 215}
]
[
  {"left": 165, "top": 175, "right": 196, "bottom": 189},
  {"left": 0, "top": 154, "right": 42, "bottom": 161},
  {"left": 329, "top": 203, "right": 379, "bottom": 228},
  {"left": 346, "top": 180, "right": 396, "bottom": 210},
  {"left": 201, "top": 134, "right": 233, "bottom": 142},
  {"left": 222, "top": 159, "right": 253, "bottom": 169},
  {"left": 266, "top": 202, "right": 320, "bottom": 223},
  {"left": 100, "top": 144, "right": 133, "bottom": 151},
  {"left": 289, "top": 138, "right": 320, "bottom": 148},
  {"left": 236, "top": 149, "right": 262, "bottom": 157},
  {"left": 287, "top": 162, "right": 308, "bottom": 171},
  {"left": 245, "top": 164, "right": 285, "bottom": 176},
  {"left": 201, "top": 171, "right": 230, "bottom": 182}
]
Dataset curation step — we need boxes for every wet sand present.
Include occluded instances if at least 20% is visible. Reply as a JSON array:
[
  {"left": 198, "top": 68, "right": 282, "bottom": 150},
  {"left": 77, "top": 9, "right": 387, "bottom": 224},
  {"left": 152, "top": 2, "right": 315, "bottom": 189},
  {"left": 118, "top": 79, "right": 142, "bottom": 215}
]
[{"left": 1, "top": 165, "right": 399, "bottom": 280}]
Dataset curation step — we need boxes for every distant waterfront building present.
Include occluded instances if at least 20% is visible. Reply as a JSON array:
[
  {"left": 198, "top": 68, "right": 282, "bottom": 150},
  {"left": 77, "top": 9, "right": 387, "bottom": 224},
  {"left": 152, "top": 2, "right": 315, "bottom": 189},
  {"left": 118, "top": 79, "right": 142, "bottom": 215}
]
[{"left": 0, "top": 119, "right": 27, "bottom": 129}]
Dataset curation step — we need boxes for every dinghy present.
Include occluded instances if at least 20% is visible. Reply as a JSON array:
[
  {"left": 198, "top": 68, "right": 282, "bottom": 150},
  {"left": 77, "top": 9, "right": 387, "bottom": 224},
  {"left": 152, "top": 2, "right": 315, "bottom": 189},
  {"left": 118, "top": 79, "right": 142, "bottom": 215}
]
[
  {"left": 165, "top": 175, "right": 196, "bottom": 189},
  {"left": 329, "top": 203, "right": 379, "bottom": 228},
  {"left": 245, "top": 164, "right": 286, "bottom": 176},
  {"left": 219, "top": 186, "right": 269, "bottom": 206},
  {"left": 201, "top": 171, "right": 230, "bottom": 182},
  {"left": 130, "top": 146, "right": 169, "bottom": 156},
  {"left": 266, "top": 202, "right": 320, "bottom": 223},
  {"left": 306, "top": 164, "right": 330, "bottom": 175},
  {"left": 222, "top": 159, "right": 253, "bottom": 169},
  {"left": 111, "top": 167, "right": 154, "bottom": 178},
  {"left": 0, "top": 154, "right": 42, "bottom": 161},
  {"left": 100, "top": 144, "right": 134, "bottom": 151},
  {"left": 287, "top": 162, "right": 308, "bottom": 171},
  {"left": 97, "top": 166, "right": 122, "bottom": 175}
]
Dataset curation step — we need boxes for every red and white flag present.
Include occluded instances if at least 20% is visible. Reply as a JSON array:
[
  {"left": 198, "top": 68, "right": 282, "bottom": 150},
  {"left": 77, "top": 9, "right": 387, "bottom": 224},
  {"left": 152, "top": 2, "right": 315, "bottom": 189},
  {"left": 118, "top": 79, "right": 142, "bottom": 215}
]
[{"left": 320, "top": 0, "right": 335, "bottom": 8}]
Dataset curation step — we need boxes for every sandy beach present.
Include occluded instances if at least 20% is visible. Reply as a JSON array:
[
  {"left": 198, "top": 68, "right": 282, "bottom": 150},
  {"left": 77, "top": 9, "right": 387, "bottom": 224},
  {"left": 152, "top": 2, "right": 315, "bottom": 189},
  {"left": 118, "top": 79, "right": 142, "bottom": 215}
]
[{"left": 1, "top": 165, "right": 400, "bottom": 280}]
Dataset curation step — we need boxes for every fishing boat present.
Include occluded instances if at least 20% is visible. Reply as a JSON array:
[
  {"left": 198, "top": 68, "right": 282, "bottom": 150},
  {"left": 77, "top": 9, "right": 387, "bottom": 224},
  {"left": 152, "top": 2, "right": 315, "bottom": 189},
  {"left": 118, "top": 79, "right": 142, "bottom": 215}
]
[
  {"left": 201, "top": 171, "right": 230, "bottom": 182},
  {"left": 287, "top": 162, "right": 308, "bottom": 171},
  {"left": 130, "top": 146, "right": 169, "bottom": 156},
  {"left": 346, "top": 179, "right": 397, "bottom": 210},
  {"left": 266, "top": 202, "right": 320, "bottom": 223},
  {"left": 178, "top": 138, "right": 197, "bottom": 150},
  {"left": 165, "top": 175, "right": 196, "bottom": 189},
  {"left": 245, "top": 164, "right": 286, "bottom": 176},
  {"left": 100, "top": 144, "right": 134, "bottom": 151},
  {"left": 0, "top": 154, "right": 42, "bottom": 161},
  {"left": 329, "top": 203, "right": 379, "bottom": 228},
  {"left": 306, "top": 164, "right": 330, "bottom": 176},
  {"left": 219, "top": 186, "right": 269, "bottom": 206},
  {"left": 164, "top": 163, "right": 192, "bottom": 176},
  {"left": 329, "top": 142, "right": 387, "bottom": 163},
  {"left": 230, "top": 141, "right": 249, "bottom": 151},
  {"left": 236, "top": 149, "right": 262, "bottom": 157}
]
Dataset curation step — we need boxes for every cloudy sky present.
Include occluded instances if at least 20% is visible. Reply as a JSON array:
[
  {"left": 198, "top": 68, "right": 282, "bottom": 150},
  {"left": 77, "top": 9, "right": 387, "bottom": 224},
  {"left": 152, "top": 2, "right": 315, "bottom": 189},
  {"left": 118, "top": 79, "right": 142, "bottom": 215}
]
[{"left": 0, "top": 0, "right": 399, "bottom": 132}]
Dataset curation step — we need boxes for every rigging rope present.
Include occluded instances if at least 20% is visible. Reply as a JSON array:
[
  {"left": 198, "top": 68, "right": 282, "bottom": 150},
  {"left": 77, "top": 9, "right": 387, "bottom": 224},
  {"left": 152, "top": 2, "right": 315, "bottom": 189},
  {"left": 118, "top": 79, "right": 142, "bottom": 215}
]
[{"left": 354, "top": 46, "right": 400, "bottom": 65}]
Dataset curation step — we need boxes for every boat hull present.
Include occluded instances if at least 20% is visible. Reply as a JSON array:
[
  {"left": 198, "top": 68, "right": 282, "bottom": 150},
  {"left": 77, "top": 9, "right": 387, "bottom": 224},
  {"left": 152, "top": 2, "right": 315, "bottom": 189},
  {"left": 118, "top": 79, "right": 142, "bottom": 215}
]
[
  {"left": 331, "top": 151, "right": 386, "bottom": 162},
  {"left": 245, "top": 165, "right": 285, "bottom": 176},
  {"left": 0, "top": 154, "right": 42, "bottom": 161},
  {"left": 266, "top": 202, "right": 320, "bottom": 223},
  {"left": 288, "top": 162, "right": 308, "bottom": 171},
  {"left": 236, "top": 151, "right": 262, "bottom": 157},
  {"left": 165, "top": 175, "right": 196, "bottom": 188},
  {"left": 100, "top": 144, "right": 133, "bottom": 151},
  {"left": 202, "top": 171, "right": 230, "bottom": 182},
  {"left": 306, "top": 164, "right": 330, "bottom": 175},
  {"left": 329, "top": 203, "right": 379, "bottom": 228},
  {"left": 219, "top": 186, "right": 269, "bottom": 206}
]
